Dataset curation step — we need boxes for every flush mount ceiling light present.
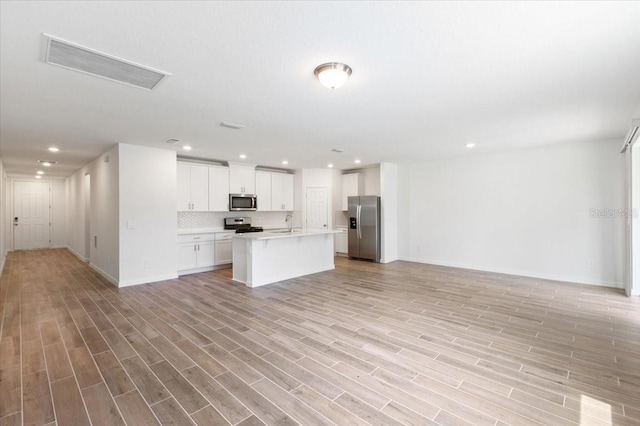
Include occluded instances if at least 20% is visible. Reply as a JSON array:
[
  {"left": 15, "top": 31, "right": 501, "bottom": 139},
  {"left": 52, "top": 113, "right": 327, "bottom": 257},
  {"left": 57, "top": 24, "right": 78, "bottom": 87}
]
[
  {"left": 354, "top": 159, "right": 361, "bottom": 164},
  {"left": 35, "top": 175, "right": 42, "bottom": 179},
  {"left": 327, "top": 163, "right": 334, "bottom": 168},
  {"left": 239, "top": 154, "right": 247, "bottom": 159},
  {"left": 314, "top": 62, "right": 352, "bottom": 89},
  {"left": 36, "top": 170, "right": 44, "bottom": 175},
  {"left": 282, "top": 160, "right": 289, "bottom": 165},
  {"left": 182, "top": 145, "right": 192, "bottom": 151},
  {"left": 465, "top": 143, "right": 476, "bottom": 149}
]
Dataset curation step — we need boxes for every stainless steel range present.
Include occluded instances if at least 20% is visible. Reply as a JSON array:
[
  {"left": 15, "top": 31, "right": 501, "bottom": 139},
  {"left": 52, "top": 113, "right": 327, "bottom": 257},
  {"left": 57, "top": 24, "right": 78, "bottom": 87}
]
[{"left": 224, "top": 217, "right": 264, "bottom": 234}]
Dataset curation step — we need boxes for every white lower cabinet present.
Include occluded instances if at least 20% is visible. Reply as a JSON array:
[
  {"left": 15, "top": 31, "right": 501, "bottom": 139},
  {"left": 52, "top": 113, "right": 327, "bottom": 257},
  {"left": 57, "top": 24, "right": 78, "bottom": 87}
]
[
  {"left": 335, "top": 230, "right": 348, "bottom": 254},
  {"left": 177, "top": 234, "right": 215, "bottom": 274},
  {"left": 214, "top": 232, "right": 234, "bottom": 265}
]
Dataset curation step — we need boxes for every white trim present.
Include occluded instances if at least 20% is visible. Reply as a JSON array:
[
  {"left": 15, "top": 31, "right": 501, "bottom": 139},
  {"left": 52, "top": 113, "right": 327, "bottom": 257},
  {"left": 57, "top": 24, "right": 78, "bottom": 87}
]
[
  {"left": 66, "top": 245, "right": 89, "bottom": 262},
  {"left": 117, "top": 273, "right": 179, "bottom": 288},
  {"left": 398, "top": 256, "right": 625, "bottom": 289},
  {"left": 89, "top": 263, "right": 118, "bottom": 287}
]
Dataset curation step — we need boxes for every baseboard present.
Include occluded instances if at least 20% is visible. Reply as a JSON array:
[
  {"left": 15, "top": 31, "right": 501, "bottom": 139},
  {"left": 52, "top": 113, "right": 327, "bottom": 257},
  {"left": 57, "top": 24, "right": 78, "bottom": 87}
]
[
  {"left": 398, "top": 256, "right": 624, "bottom": 289},
  {"left": 89, "top": 263, "right": 119, "bottom": 287},
  {"left": 117, "top": 273, "right": 179, "bottom": 288},
  {"left": 66, "top": 246, "right": 89, "bottom": 262},
  {"left": 0, "top": 251, "right": 5, "bottom": 276}
]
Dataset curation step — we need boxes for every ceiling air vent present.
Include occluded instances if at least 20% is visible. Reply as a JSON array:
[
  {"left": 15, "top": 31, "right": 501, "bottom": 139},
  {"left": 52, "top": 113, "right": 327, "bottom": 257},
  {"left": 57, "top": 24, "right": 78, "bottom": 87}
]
[{"left": 43, "top": 34, "right": 170, "bottom": 90}]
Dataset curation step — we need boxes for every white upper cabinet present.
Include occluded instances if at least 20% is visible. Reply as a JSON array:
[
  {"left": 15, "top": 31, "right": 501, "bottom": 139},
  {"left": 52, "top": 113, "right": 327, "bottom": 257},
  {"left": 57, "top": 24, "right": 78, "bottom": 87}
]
[
  {"left": 271, "top": 173, "right": 294, "bottom": 211},
  {"left": 208, "top": 166, "right": 230, "bottom": 212},
  {"left": 177, "top": 162, "right": 209, "bottom": 211},
  {"left": 341, "top": 173, "right": 364, "bottom": 211},
  {"left": 229, "top": 163, "right": 256, "bottom": 194},
  {"left": 254, "top": 171, "right": 294, "bottom": 211},
  {"left": 255, "top": 171, "right": 272, "bottom": 211}
]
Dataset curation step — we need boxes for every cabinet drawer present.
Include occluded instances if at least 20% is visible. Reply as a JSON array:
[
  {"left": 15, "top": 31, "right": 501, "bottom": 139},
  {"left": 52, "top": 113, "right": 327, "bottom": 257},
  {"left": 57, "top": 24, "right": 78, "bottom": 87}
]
[
  {"left": 177, "top": 233, "right": 215, "bottom": 244},
  {"left": 215, "top": 232, "right": 236, "bottom": 241}
]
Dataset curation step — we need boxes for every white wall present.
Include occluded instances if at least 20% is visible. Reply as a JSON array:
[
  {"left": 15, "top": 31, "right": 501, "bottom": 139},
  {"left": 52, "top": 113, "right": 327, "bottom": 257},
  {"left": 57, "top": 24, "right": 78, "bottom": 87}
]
[
  {"left": 0, "top": 158, "right": 6, "bottom": 273},
  {"left": 380, "top": 162, "right": 398, "bottom": 263},
  {"left": 66, "top": 168, "right": 88, "bottom": 260},
  {"left": 89, "top": 145, "right": 120, "bottom": 283},
  {"left": 51, "top": 179, "right": 67, "bottom": 248},
  {"left": 398, "top": 139, "right": 626, "bottom": 287},
  {"left": 300, "top": 168, "right": 341, "bottom": 230},
  {"left": 631, "top": 142, "right": 640, "bottom": 296},
  {"left": 118, "top": 144, "right": 177, "bottom": 286}
]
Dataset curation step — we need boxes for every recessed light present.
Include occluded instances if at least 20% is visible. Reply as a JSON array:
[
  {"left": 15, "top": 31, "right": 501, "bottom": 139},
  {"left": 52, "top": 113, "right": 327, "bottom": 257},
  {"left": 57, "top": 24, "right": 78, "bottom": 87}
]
[
  {"left": 36, "top": 170, "right": 44, "bottom": 175},
  {"left": 327, "top": 163, "right": 334, "bottom": 168},
  {"left": 239, "top": 154, "right": 247, "bottom": 159},
  {"left": 42, "top": 162, "right": 52, "bottom": 167},
  {"left": 354, "top": 159, "right": 361, "bottom": 164},
  {"left": 48, "top": 147, "right": 60, "bottom": 152},
  {"left": 465, "top": 143, "right": 476, "bottom": 149},
  {"left": 182, "top": 145, "right": 192, "bottom": 151},
  {"left": 282, "top": 160, "right": 289, "bottom": 165},
  {"left": 35, "top": 175, "right": 42, "bottom": 179}
]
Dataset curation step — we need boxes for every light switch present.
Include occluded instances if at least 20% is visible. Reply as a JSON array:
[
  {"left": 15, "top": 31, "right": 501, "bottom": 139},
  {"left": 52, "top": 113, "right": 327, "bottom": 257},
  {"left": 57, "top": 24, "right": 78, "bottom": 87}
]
[{"left": 127, "top": 220, "right": 137, "bottom": 230}]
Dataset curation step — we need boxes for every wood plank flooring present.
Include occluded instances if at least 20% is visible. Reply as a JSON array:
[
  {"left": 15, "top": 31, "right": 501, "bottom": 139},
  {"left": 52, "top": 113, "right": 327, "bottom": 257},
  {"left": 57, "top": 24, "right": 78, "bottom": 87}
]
[{"left": 1, "top": 248, "right": 639, "bottom": 425}]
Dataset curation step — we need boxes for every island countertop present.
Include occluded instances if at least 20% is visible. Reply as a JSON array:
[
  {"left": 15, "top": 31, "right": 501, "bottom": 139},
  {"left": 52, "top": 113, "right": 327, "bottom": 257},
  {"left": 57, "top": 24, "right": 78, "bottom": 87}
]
[{"left": 233, "top": 229, "right": 340, "bottom": 240}]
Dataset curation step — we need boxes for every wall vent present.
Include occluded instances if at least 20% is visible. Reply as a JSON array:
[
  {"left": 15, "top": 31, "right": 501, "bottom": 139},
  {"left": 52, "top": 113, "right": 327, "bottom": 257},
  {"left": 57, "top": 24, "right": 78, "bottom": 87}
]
[{"left": 43, "top": 34, "right": 171, "bottom": 90}]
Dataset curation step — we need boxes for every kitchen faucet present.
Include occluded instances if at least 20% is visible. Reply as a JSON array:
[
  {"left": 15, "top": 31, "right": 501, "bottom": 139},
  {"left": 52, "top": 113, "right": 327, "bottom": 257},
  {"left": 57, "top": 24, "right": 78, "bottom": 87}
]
[{"left": 285, "top": 213, "right": 293, "bottom": 233}]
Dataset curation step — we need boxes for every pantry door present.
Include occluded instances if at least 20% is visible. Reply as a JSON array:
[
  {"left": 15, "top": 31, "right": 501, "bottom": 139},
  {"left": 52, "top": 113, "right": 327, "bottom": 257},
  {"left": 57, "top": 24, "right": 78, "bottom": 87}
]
[
  {"left": 305, "top": 187, "right": 328, "bottom": 230},
  {"left": 13, "top": 181, "right": 51, "bottom": 250}
]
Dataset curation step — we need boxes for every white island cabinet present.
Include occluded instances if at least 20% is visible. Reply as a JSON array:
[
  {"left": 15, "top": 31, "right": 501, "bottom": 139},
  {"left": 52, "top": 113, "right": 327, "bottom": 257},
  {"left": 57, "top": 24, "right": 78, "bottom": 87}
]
[{"left": 233, "top": 230, "right": 338, "bottom": 288}]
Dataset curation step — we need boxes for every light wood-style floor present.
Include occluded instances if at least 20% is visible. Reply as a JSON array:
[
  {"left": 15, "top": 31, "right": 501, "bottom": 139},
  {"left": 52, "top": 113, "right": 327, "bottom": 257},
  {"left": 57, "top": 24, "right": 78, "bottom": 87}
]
[{"left": 1, "top": 249, "right": 639, "bottom": 426}]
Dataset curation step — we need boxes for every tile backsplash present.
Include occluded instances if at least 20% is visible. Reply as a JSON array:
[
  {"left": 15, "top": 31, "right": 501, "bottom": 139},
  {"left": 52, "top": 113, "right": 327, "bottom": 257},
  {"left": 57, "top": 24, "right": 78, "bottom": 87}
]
[{"left": 178, "top": 211, "right": 299, "bottom": 229}]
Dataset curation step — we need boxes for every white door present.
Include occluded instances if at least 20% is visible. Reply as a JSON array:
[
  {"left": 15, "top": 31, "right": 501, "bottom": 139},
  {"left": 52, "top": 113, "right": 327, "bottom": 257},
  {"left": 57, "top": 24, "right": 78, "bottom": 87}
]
[
  {"left": 305, "top": 187, "right": 328, "bottom": 230},
  {"left": 14, "top": 181, "right": 51, "bottom": 250}
]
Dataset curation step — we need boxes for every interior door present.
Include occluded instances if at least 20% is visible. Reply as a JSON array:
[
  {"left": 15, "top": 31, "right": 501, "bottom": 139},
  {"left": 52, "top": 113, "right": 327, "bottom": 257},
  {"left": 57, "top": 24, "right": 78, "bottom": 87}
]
[
  {"left": 14, "top": 181, "right": 51, "bottom": 250},
  {"left": 305, "top": 187, "right": 328, "bottom": 230}
]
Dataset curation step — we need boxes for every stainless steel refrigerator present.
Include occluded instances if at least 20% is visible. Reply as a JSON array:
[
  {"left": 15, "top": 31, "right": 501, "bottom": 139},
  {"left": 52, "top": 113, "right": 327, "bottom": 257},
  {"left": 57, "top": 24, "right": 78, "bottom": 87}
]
[{"left": 348, "top": 196, "right": 381, "bottom": 262}]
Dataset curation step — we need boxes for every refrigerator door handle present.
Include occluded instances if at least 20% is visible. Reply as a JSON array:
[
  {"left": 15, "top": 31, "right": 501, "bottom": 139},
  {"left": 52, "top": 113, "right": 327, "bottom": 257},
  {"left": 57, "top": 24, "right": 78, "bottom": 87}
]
[{"left": 357, "top": 205, "right": 362, "bottom": 239}]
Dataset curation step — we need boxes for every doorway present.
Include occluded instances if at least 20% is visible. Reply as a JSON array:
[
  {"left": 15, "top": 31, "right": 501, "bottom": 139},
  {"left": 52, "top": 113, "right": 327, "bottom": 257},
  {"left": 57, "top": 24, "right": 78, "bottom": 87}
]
[
  {"left": 13, "top": 180, "right": 51, "bottom": 250},
  {"left": 305, "top": 187, "right": 328, "bottom": 230}
]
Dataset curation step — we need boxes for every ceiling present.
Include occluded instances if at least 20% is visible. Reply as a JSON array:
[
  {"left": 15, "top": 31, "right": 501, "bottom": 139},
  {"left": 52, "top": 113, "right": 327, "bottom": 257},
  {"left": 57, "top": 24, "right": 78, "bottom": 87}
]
[{"left": 1, "top": 1, "right": 640, "bottom": 178}]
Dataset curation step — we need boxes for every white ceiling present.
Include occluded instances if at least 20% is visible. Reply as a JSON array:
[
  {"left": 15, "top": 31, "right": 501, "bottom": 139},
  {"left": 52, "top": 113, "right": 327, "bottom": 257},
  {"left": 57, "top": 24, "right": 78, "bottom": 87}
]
[{"left": 1, "top": 1, "right": 640, "bottom": 178}]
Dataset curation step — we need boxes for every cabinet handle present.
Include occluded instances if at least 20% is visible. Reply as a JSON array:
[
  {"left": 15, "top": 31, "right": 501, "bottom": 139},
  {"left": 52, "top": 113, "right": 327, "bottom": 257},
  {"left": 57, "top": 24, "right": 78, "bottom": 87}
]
[{"left": 193, "top": 245, "right": 196, "bottom": 251}]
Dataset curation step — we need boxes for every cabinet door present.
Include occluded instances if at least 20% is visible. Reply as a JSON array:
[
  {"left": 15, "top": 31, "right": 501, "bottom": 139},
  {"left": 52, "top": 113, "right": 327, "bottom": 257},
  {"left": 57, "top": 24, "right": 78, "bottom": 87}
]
[
  {"left": 177, "top": 242, "right": 198, "bottom": 270},
  {"left": 229, "top": 164, "right": 256, "bottom": 194},
  {"left": 242, "top": 166, "right": 256, "bottom": 194},
  {"left": 177, "top": 163, "right": 191, "bottom": 211},
  {"left": 255, "top": 171, "right": 272, "bottom": 211},
  {"left": 229, "top": 165, "right": 244, "bottom": 193},
  {"left": 272, "top": 173, "right": 294, "bottom": 210},
  {"left": 335, "top": 233, "right": 348, "bottom": 253},
  {"left": 209, "top": 166, "right": 230, "bottom": 211},
  {"left": 190, "top": 165, "right": 209, "bottom": 211},
  {"left": 341, "top": 173, "right": 363, "bottom": 211},
  {"left": 196, "top": 241, "right": 215, "bottom": 268},
  {"left": 214, "top": 240, "right": 233, "bottom": 265}
]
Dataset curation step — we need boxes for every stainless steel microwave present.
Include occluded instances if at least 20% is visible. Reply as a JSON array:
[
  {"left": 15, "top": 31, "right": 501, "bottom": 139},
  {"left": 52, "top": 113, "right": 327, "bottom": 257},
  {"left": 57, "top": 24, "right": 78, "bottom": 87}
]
[{"left": 229, "top": 193, "right": 257, "bottom": 211}]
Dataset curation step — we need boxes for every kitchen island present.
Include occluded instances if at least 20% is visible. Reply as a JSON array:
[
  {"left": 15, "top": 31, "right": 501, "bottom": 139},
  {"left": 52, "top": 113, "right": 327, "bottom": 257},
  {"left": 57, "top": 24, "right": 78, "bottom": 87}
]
[{"left": 233, "top": 230, "right": 338, "bottom": 287}]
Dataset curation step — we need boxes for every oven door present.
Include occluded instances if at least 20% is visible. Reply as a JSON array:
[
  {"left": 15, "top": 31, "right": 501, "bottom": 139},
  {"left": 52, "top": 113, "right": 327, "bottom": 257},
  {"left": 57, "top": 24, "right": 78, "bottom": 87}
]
[{"left": 229, "top": 194, "right": 257, "bottom": 211}]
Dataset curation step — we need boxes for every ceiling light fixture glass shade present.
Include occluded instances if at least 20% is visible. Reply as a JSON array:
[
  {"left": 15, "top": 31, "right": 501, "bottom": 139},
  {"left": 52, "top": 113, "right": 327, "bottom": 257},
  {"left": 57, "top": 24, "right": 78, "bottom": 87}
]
[{"left": 314, "top": 62, "right": 352, "bottom": 89}]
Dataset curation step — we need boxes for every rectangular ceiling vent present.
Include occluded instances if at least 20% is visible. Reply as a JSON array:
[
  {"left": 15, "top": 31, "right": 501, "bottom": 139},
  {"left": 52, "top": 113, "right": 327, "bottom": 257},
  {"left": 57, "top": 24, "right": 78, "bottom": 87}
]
[{"left": 43, "top": 34, "right": 170, "bottom": 90}]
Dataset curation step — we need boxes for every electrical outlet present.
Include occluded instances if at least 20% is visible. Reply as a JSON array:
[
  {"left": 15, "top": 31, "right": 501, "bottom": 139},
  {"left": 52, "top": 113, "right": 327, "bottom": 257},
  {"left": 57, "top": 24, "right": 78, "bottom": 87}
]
[
  {"left": 143, "top": 260, "right": 150, "bottom": 269},
  {"left": 587, "top": 260, "right": 594, "bottom": 268}
]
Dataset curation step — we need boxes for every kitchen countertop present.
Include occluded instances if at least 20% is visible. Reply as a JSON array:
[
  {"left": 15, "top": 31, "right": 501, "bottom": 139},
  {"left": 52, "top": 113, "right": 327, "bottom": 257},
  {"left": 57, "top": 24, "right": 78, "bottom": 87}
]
[
  {"left": 234, "top": 229, "right": 339, "bottom": 240},
  {"left": 177, "top": 227, "right": 228, "bottom": 235}
]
